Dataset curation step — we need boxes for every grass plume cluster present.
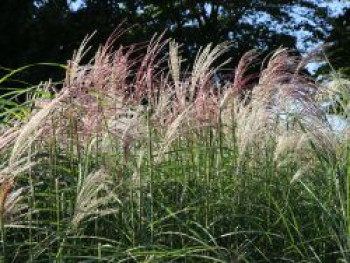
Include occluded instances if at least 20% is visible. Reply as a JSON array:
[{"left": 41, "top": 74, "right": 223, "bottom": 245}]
[{"left": 0, "top": 31, "right": 349, "bottom": 262}]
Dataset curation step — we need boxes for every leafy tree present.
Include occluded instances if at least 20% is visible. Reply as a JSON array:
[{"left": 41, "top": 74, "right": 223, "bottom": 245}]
[
  {"left": 0, "top": 0, "right": 343, "bottom": 80},
  {"left": 77, "top": 0, "right": 328, "bottom": 66},
  {"left": 322, "top": 8, "right": 350, "bottom": 76},
  {"left": 0, "top": 0, "right": 36, "bottom": 68}
]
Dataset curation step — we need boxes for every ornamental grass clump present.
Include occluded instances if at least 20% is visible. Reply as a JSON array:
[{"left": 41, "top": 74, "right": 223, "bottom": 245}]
[
  {"left": 72, "top": 168, "right": 120, "bottom": 229},
  {"left": 0, "top": 31, "right": 349, "bottom": 262},
  {"left": 0, "top": 185, "right": 27, "bottom": 227}
]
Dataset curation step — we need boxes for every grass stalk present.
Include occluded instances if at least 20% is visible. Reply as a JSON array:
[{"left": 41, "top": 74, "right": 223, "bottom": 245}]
[
  {"left": 147, "top": 106, "right": 154, "bottom": 244},
  {"left": 347, "top": 139, "right": 350, "bottom": 249},
  {"left": 0, "top": 215, "right": 5, "bottom": 263}
]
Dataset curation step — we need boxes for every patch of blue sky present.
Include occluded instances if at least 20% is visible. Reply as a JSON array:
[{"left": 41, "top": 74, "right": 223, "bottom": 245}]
[
  {"left": 236, "top": 1, "right": 349, "bottom": 72},
  {"left": 68, "top": 0, "right": 84, "bottom": 11}
]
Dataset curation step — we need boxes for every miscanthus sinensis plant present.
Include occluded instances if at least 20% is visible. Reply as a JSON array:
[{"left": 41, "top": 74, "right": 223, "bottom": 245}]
[{"left": 0, "top": 30, "right": 349, "bottom": 262}]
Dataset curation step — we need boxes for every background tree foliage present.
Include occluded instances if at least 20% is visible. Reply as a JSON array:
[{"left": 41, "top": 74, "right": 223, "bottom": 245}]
[
  {"left": 0, "top": 0, "right": 348, "bottom": 82},
  {"left": 321, "top": 8, "right": 350, "bottom": 76}
]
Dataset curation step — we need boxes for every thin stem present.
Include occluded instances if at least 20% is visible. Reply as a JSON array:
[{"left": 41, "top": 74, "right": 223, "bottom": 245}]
[
  {"left": 347, "top": 140, "right": 350, "bottom": 249},
  {"left": 0, "top": 215, "right": 5, "bottom": 263},
  {"left": 147, "top": 107, "right": 154, "bottom": 244}
]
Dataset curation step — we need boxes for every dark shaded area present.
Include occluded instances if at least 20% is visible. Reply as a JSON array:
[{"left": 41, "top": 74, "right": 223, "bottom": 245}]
[
  {"left": 0, "top": 0, "right": 346, "bottom": 87},
  {"left": 319, "top": 8, "right": 350, "bottom": 76}
]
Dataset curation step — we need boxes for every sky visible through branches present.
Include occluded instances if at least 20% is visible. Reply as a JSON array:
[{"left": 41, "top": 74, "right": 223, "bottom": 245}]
[
  {"left": 68, "top": 0, "right": 349, "bottom": 50},
  {"left": 65, "top": 0, "right": 349, "bottom": 73}
]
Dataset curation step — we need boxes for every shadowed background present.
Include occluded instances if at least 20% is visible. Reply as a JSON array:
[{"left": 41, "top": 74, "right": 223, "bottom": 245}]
[{"left": 0, "top": 0, "right": 349, "bottom": 85}]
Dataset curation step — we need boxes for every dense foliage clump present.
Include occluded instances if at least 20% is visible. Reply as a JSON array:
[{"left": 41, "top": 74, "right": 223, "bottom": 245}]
[{"left": 0, "top": 33, "right": 349, "bottom": 262}]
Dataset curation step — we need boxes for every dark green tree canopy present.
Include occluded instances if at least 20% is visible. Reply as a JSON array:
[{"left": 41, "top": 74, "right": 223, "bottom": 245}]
[
  {"left": 0, "top": 0, "right": 347, "bottom": 81},
  {"left": 322, "top": 8, "right": 350, "bottom": 76},
  {"left": 0, "top": 0, "right": 36, "bottom": 67}
]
